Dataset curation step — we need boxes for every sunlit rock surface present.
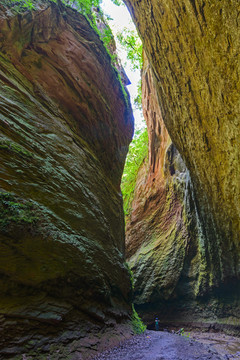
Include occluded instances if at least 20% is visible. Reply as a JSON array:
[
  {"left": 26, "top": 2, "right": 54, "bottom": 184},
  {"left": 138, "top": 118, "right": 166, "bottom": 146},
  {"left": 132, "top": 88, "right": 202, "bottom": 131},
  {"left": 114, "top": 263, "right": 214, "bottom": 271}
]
[
  {"left": 126, "top": 42, "right": 240, "bottom": 331},
  {"left": 123, "top": 0, "right": 240, "bottom": 291},
  {"left": 126, "top": 55, "right": 191, "bottom": 304},
  {"left": 0, "top": 2, "right": 134, "bottom": 357}
]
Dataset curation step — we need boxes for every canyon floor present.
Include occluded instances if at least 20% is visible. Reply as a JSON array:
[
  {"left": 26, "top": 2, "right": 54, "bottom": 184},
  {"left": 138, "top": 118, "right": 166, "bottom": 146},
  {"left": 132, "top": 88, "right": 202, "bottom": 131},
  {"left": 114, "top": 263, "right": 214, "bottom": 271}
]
[{"left": 92, "top": 330, "right": 240, "bottom": 360}]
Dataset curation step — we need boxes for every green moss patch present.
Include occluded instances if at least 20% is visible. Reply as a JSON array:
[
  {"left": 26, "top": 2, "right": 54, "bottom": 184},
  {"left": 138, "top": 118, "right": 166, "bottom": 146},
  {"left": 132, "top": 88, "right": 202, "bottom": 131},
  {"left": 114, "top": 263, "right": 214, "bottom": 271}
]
[
  {"left": 0, "top": 192, "right": 38, "bottom": 232},
  {"left": 0, "top": 139, "right": 34, "bottom": 159},
  {"left": 131, "top": 304, "right": 146, "bottom": 334}
]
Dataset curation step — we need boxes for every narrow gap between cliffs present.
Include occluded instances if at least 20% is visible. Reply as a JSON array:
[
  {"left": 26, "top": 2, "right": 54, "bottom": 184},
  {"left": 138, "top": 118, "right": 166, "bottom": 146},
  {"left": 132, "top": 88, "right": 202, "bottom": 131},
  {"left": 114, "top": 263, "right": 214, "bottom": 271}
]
[
  {"left": 101, "top": 0, "right": 151, "bottom": 332},
  {"left": 100, "top": 0, "right": 149, "bottom": 234},
  {"left": 6, "top": 0, "right": 149, "bottom": 334}
]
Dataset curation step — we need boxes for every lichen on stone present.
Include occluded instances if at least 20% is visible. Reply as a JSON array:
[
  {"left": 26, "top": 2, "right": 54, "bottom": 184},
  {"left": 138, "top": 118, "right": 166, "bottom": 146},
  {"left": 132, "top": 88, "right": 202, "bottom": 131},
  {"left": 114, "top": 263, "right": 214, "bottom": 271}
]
[{"left": 0, "top": 192, "right": 38, "bottom": 232}]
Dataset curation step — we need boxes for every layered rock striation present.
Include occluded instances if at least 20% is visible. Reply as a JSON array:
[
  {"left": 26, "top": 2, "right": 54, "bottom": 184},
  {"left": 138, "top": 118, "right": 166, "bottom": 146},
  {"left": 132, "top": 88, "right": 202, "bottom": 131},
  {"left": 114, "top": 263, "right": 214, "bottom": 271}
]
[
  {"left": 125, "top": 0, "right": 240, "bottom": 329},
  {"left": 124, "top": 0, "right": 240, "bottom": 290},
  {"left": 126, "top": 54, "right": 190, "bottom": 301},
  {"left": 126, "top": 55, "right": 208, "bottom": 324},
  {"left": 0, "top": 2, "right": 133, "bottom": 358}
]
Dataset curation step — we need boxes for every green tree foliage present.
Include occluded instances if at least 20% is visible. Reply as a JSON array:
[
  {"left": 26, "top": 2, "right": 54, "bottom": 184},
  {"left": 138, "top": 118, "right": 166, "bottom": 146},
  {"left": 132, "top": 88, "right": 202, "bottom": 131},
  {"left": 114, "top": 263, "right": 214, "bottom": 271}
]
[
  {"left": 63, "top": 0, "right": 100, "bottom": 16},
  {"left": 117, "top": 28, "right": 143, "bottom": 109},
  {"left": 133, "top": 81, "right": 142, "bottom": 110},
  {"left": 100, "top": 25, "right": 115, "bottom": 46},
  {"left": 3, "top": 0, "right": 35, "bottom": 9},
  {"left": 6, "top": 0, "right": 122, "bottom": 16},
  {"left": 121, "top": 128, "right": 148, "bottom": 216},
  {"left": 110, "top": 0, "right": 123, "bottom": 6},
  {"left": 7, "top": 0, "right": 100, "bottom": 15},
  {"left": 117, "top": 29, "right": 142, "bottom": 71}
]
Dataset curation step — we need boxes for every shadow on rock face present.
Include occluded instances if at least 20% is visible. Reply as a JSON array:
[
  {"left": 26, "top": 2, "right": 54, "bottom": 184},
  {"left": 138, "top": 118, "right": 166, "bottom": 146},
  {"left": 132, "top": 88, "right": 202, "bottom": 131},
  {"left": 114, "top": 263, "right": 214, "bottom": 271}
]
[{"left": 0, "top": 1, "right": 134, "bottom": 358}]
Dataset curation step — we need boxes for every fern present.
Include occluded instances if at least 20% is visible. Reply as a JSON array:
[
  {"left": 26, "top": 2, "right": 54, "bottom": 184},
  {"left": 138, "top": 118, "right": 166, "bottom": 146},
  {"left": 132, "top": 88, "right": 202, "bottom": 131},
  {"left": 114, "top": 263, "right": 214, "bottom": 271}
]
[{"left": 131, "top": 304, "right": 146, "bottom": 334}]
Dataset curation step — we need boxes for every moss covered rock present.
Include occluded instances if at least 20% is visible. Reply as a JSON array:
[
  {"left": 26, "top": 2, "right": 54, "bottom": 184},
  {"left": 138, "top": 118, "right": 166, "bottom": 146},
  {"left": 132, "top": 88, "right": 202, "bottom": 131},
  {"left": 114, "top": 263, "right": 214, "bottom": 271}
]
[{"left": 0, "top": 2, "right": 134, "bottom": 357}]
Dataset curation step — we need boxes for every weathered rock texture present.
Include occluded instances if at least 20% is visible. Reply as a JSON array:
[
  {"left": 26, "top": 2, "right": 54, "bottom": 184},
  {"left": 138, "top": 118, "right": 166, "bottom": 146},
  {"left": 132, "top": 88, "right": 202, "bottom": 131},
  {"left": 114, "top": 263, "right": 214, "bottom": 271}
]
[
  {"left": 126, "top": 55, "right": 212, "bottom": 325},
  {"left": 126, "top": 54, "right": 191, "bottom": 304},
  {"left": 125, "top": 0, "right": 240, "bottom": 329},
  {"left": 0, "top": 2, "right": 134, "bottom": 358}
]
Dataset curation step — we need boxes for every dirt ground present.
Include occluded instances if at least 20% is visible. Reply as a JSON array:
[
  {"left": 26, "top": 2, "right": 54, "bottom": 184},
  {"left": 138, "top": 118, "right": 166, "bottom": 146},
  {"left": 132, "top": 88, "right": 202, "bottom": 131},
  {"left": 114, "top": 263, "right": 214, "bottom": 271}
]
[
  {"left": 190, "top": 331, "right": 240, "bottom": 359},
  {"left": 92, "top": 330, "right": 240, "bottom": 360}
]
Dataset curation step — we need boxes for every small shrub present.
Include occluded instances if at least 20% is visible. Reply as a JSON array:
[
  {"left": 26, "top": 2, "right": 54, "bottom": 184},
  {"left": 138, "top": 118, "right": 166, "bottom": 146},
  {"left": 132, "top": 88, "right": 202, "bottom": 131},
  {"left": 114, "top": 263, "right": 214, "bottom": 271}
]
[{"left": 177, "top": 328, "right": 190, "bottom": 339}]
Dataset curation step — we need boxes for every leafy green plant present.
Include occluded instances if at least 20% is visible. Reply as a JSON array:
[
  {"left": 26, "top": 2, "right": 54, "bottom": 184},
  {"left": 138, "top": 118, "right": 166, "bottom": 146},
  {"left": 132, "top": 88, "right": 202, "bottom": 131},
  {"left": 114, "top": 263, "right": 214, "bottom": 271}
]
[
  {"left": 125, "top": 264, "right": 146, "bottom": 334},
  {"left": 179, "top": 328, "right": 185, "bottom": 335},
  {"left": 101, "top": 26, "right": 114, "bottom": 46},
  {"left": 6, "top": 0, "right": 99, "bottom": 16},
  {"left": 4, "top": 0, "right": 36, "bottom": 10},
  {"left": 177, "top": 328, "right": 191, "bottom": 339},
  {"left": 64, "top": 0, "right": 100, "bottom": 16},
  {"left": 117, "top": 28, "right": 142, "bottom": 71},
  {"left": 110, "top": 0, "right": 123, "bottom": 5},
  {"left": 131, "top": 304, "right": 146, "bottom": 334},
  {"left": 133, "top": 80, "right": 142, "bottom": 110},
  {"left": 121, "top": 128, "right": 148, "bottom": 216},
  {"left": 117, "top": 28, "right": 143, "bottom": 109}
]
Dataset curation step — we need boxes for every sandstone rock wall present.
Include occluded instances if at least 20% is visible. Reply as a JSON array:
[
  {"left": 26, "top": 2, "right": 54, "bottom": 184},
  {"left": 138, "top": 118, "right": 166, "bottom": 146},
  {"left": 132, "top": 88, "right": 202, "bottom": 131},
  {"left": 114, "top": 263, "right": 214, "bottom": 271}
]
[
  {"left": 124, "top": 0, "right": 240, "bottom": 291},
  {"left": 126, "top": 30, "right": 240, "bottom": 329},
  {"left": 0, "top": 2, "right": 133, "bottom": 358},
  {"left": 126, "top": 54, "right": 204, "bottom": 318}
]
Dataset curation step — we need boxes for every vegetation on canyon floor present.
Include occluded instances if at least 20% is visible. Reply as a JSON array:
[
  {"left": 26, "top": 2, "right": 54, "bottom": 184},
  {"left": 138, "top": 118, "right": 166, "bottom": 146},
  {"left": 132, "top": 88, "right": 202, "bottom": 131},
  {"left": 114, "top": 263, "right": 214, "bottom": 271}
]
[{"left": 131, "top": 304, "right": 146, "bottom": 334}]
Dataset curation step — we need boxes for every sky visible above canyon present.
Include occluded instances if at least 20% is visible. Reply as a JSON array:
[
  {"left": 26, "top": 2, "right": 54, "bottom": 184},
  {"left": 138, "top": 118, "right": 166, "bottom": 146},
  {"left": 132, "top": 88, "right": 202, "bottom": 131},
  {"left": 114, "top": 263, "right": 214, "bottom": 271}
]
[{"left": 102, "top": 0, "right": 145, "bottom": 132}]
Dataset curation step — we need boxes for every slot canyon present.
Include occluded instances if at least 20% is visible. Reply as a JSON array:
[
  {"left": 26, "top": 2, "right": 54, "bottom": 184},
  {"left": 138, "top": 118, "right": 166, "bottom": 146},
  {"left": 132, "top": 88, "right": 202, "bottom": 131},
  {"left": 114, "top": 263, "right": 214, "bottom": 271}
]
[{"left": 0, "top": 0, "right": 239, "bottom": 359}]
